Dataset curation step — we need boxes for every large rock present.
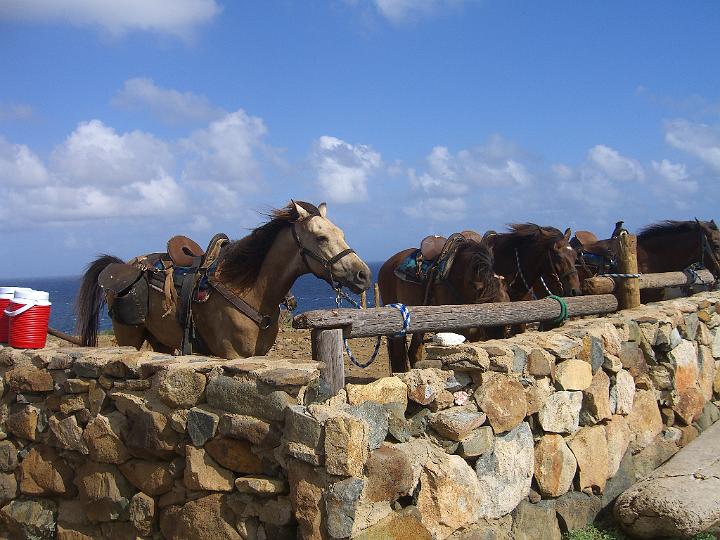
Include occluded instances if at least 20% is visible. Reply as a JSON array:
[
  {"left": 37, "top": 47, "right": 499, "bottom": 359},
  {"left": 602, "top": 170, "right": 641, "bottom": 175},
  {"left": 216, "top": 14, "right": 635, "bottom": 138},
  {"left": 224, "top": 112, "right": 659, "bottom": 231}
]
[
  {"left": 615, "top": 420, "right": 720, "bottom": 538},
  {"left": 159, "top": 494, "right": 241, "bottom": 540},
  {"left": 0, "top": 440, "right": 18, "bottom": 472},
  {"left": 324, "top": 414, "right": 369, "bottom": 477},
  {"left": 74, "top": 462, "right": 134, "bottom": 522},
  {"left": 287, "top": 458, "right": 330, "bottom": 540},
  {"left": 156, "top": 367, "right": 206, "bottom": 408},
  {"left": 82, "top": 413, "right": 130, "bottom": 464},
  {"left": 534, "top": 434, "right": 576, "bottom": 497},
  {"left": 430, "top": 407, "right": 486, "bottom": 441},
  {"left": 555, "top": 491, "right": 602, "bottom": 532},
  {"left": 610, "top": 369, "right": 635, "bottom": 415},
  {"left": 346, "top": 376, "right": 408, "bottom": 413},
  {"left": 48, "top": 415, "right": 88, "bottom": 454},
  {"left": 627, "top": 389, "right": 663, "bottom": 452},
  {"left": 0, "top": 499, "right": 57, "bottom": 540},
  {"left": 206, "top": 374, "right": 295, "bottom": 422},
  {"left": 184, "top": 446, "right": 234, "bottom": 492},
  {"left": 6, "top": 365, "right": 54, "bottom": 392},
  {"left": 119, "top": 459, "right": 174, "bottom": 495},
  {"left": 124, "top": 405, "right": 181, "bottom": 458},
  {"left": 325, "top": 477, "right": 391, "bottom": 538},
  {"left": 604, "top": 415, "right": 631, "bottom": 478},
  {"left": 129, "top": 492, "right": 155, "bottom": 537},
  {"left": 364, "top": 444, "right": 414, "bottom": 502},
  {"left": 217, "top": 413, "right": 280, "bottom": 448},
  {"left": 537, "top": 391, "right": 582, "bottom": 434},
  {"left": 397, "top": 369, "right": 447, "bottom": 405},
  {"left": 473, "top": 375, "right": 527, "bottom": 433},
  {"left": 187, "top": 407, "right": 219, "bottom": 446},
  {"left": 6, "top": 404, "right": 40, "bottom": 440},
  {"left": 353, "top": 508, "right": 432, "bottom": 540},
  {"left": 667, "top": 339, "right": 699, "bottom": 392},
  {"left": 205, "top": 437, "right": 264, "bottom": 474},
  {"left": 19, "top": 446, "right": 75, "bottom": 496},
  {"left": 569, "top": 425, "right": 609, "bottom": 493},
  {"left": 475, "top": 422, "right": 534, "bottom": 519},
  {"left": 555, "top": 359, "right": 592, "bottom": 391},
  {"left": 458, "top": 426, "right": 495, "bottom": 458},
  {"left": 0, "top": 472, "right": 17, "bottom": 503},
  {"left": 580, "top": 369, "right": 612, "bottom": 425},
  {"left": 511, "top": 500, "right": 562, "bottom": 540},
  {"left": 672, "top": 387, "right": 706, "bottom": 425}
]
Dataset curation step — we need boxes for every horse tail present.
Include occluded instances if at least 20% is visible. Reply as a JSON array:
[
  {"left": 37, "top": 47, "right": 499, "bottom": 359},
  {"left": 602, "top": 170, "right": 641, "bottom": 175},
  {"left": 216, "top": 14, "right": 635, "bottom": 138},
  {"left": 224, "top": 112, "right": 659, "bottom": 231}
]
[{"left": 75, "top": 254, "right": 123, "bottom": 347}]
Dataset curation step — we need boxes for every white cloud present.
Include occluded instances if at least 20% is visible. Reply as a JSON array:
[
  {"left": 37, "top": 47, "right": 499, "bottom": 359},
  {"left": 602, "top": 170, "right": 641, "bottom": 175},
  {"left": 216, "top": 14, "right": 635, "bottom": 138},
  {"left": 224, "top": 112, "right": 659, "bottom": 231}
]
[
  {"left": 664, "top": 119, "right": 720, "bottom": 172},
  {"left": 402, "top": 196, "right": 466, "bottom": 221},
  {"left": 0, "top": 137, "right": 50, "bottom": 186},
  {"left": 373, "top": 0, "right": 464, "bottom": 22},
  {"left": 0, "top": 103, "right": 34, "bottom": 121},
  {"left": 181, "top": 110, "right": 269, "bottom": 196},
  {"left": 0, "top": 0, "right": 220, "bottom": 38},
  {"left": 311, "top": 136, "right": 382, "bottom": 203},
  {"left": 52, "top": 119, "right": 174, "bottom": 186},
  {"left": 112, "top": 78, "right": 224, "bottom": 125},
  {"left": 651, "top": 159, "right": 697, "bottom": 193},
  {"left": 586, "top": 145, "right": 644, "bottom": 181}
]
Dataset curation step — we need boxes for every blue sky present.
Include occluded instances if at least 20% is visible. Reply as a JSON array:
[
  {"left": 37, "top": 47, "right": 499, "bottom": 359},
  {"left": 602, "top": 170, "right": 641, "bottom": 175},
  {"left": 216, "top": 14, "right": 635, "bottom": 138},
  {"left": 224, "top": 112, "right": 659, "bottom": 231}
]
[{"left": 1, "top": 0, "right": 719, "bottom": 278}]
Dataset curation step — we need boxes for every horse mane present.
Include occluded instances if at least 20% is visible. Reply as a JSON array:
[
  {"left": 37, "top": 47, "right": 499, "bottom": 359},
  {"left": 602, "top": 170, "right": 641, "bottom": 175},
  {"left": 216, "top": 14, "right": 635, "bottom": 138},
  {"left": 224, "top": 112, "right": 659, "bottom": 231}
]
[
  {"left": 457, "top": 239, "right": 502, "bottom": 302},
  {"left": 638, "top": 220, "right": 712, "bottom": 240},
  {"left": 492, "top": 223, "right": 565, "bottom": 250},
  {"left": 219, "top": 201, "right": 321, "bottom": 288}
]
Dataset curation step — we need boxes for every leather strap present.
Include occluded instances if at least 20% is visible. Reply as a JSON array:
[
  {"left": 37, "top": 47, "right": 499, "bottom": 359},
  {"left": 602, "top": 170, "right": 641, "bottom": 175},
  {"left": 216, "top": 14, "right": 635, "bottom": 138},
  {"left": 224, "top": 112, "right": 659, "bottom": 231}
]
[
  {"left": 178, "top": 256, "right": 202, "bottom": 355},
  {"left": 208, "top": 276, "right": 275, "bottom": 330}
]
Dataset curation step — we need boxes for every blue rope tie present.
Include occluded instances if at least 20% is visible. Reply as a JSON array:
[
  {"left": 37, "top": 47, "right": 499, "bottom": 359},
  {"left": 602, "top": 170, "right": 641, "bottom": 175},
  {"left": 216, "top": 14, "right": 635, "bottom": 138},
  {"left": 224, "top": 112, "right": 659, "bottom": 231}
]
[{"left": 344, "top": 302, "right": 411, "bottom": 368}]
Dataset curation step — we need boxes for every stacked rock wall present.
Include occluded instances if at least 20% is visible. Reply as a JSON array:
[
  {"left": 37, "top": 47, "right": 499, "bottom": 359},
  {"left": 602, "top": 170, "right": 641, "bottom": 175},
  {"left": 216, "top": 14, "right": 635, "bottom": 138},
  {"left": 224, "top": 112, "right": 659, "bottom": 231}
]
[{"left": 0, "top": 291, "right": 719, "bottom": 539}]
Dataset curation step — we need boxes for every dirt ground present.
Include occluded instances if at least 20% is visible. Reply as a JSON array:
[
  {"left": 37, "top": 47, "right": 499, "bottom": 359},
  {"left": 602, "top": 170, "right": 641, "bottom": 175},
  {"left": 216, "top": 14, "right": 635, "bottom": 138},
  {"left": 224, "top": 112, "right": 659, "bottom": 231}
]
[{"left": 267, "top": 326, "right": 392, "bottom": 382}]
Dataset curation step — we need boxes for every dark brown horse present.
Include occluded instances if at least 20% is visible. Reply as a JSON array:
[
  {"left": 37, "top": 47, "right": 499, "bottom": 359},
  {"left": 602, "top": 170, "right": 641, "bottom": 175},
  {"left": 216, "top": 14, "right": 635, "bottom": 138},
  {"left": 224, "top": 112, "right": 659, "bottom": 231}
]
[
  {"left": 76, "top": 201, "right": 372, "bottom": 359},
  {"left": 378, "top": 236, "right": 509, "bottom": 372},
  {"left": 487, "top": 224, "right": 581, "bottom": 301}
]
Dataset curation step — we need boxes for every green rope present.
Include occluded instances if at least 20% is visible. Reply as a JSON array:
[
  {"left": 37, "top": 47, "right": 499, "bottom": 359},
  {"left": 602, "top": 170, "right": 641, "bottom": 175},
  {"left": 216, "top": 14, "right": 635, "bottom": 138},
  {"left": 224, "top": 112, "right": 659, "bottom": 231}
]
[{"left": 547, "top": 294, "right": 568, "bottom": 324}]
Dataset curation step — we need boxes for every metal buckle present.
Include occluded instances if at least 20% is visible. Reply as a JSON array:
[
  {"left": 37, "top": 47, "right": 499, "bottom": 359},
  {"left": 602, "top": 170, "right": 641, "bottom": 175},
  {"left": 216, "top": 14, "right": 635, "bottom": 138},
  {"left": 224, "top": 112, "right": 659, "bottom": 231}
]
[{"left": 259, "top": 315, "right": 273, "bottom": 330}]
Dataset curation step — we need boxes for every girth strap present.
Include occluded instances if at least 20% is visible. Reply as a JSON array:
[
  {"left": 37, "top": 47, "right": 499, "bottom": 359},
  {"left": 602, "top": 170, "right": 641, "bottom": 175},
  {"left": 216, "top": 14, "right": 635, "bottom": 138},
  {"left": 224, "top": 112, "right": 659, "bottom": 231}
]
[
  {"left": 178, "top": 256, "right": 202, "bottom": 355},
  {"left": 208, "top": 276, "right": 275, "bottom": 330}
]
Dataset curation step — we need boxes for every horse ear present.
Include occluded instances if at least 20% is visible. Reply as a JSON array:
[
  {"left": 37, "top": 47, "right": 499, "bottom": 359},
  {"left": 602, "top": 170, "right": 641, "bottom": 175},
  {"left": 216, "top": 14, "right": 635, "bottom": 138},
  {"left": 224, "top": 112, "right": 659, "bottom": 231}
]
[
  {"left": 291, "top": 200, "right": 310, "bottom": 221},
  {"left": 563, "top": 228, "right": 571, "bottom": 241},
  {"left": 318, "top": 202, "right": 327, "bottom": 218}
]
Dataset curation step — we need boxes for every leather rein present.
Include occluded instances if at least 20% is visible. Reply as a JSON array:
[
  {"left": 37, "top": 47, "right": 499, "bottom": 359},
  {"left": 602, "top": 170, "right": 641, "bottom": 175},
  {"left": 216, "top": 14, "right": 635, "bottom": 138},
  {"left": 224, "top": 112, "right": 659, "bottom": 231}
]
[{"left": 510, "top": 246, "right": 578, "bottom": 297}]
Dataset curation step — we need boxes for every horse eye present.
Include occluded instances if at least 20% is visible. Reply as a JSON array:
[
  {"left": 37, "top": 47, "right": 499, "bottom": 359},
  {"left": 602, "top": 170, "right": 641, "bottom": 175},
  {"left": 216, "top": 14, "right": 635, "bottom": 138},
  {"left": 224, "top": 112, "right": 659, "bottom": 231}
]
[{"left": 317, "top": 236, "right": 329, "bottom": 243}]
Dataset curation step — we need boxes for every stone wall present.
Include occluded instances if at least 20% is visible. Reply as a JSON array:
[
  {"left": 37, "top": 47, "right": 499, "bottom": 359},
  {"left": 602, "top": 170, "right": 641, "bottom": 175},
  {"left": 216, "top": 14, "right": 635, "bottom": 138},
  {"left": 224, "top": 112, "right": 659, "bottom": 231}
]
[{"left": 0, "top": 291, "right": 718, "bottom": 539}]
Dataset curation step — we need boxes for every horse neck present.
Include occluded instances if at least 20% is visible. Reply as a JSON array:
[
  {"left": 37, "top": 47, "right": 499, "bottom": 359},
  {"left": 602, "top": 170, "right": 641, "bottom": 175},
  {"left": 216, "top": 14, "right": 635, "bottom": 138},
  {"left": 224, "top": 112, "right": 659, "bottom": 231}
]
[
  {"left": 234, "top": 227, "right": 305, "bottom": 313},
  {"left": 638, "top": 229, "right": 699, "bottom": 272}
]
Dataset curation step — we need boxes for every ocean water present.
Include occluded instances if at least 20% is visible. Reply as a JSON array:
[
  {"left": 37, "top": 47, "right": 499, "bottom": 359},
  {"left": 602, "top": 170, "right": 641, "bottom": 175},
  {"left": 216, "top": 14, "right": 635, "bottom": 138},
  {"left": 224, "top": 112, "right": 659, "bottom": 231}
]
[{"left": 1, "top": 262, "right": 383, "bottom": 334}]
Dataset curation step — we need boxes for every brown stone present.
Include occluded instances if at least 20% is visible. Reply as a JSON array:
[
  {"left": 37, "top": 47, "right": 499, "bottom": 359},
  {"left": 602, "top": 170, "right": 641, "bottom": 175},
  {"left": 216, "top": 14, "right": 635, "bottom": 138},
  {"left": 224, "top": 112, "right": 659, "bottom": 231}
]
[
  {"left": 0, "top": 472, "right": 17, "bottom": 503},
  {"left": 159, "top": 494, "right": 241, "bottom": 540},
  {"left": 324, "top": 414, "right": 369, "bottom": 477},
  {"left": 365, "top": 444, "right": 414, "bottom": 502},
  {"left": 234, "top": 475, "right": 288, "bottom": 496},
  {"left": 353, "top": 508, "right": 432, "bottom": 540},
  {"left": 129, "top": 492, "right": 155, "bottom": 536},
  {"left": 124, "top": 406, "right": 181, "bottom": 458},
  {"left": 59, "top": 394, "right": 89, "bottom": 415},
  {"left": 6, "top": 365, "right": 54, "bottom": 392},
  {"left": 697, "top": 346, "right": 715, "bottom": 401},
  {"left": 619, "top": 341, "right": 649, "bottom": 378},
  {"left": 0, "top": 440, "right": 18, "bottom": 472},
  {"left": 569, "top": 425, "right": 608, "bottom": 493},
  {"left": 473, "top": 375, "right": 527, "bottom": 433},
  {"left": 184, "top": 446, "right": 234, "bottom": 492},
  {"left": 19, "top": 446, "right": 75, "bottom": 496},
  {"left": 534, "top": 434, "right": 577, "bottom": 497},
  {"left": 672, "top": 387, "right": 706, "bottom": 425},
  {"left": 527, "top": 350, "right": 553, "bottom": 377},
  {"left": 287, "top": 458, "right": 330, "bottom": 540},
  {"left": 346, "top": 376, "right": 408, "bottom": 413},
  {"left": 217, "top": 413, "right": 280, "bottom": 447},
  {"left": 581, "top": 369, "right": 612, "bottom": 425},
  {"left": 120, "top": 459, "right": 174, "bottom": 495},
  {"left": 48, "top": 415, "right": 89, "bottom": 454},
  {"left": 204, "top": 437, "right": 264, "bottom": 474},
  {"left": 627, "top": 389, "right": 663, "bottom": 452},
  {"left": 83, "top": 413, "right": 130, "bottom": 464},
  {"left": 6, "top": 404, "right": 40, "bottom": 440},
  {"left": 398, "top": 369, "right": 446, "bottom": 405},
  {"left": 667, "top": 339, "right": 699, "bottom": 393},
  {"left": 678, "top": 425, "right": 699, "bottom": 447},
  {"left": 604, "top": 415, "right": 631, "bottom": 478},
  {"left": 429, "top": 407, "right": 486, "bottom": 441},
  {"left": 74, "top": 461, "right": 134, "bottom": 522}
]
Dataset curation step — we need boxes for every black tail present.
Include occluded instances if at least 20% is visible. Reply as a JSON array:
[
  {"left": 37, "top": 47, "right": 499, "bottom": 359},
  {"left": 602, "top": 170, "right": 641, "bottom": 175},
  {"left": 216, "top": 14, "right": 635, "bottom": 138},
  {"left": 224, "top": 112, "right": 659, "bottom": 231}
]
[{"left": 75, "top": 254, "right": 123, "bottom": 346}]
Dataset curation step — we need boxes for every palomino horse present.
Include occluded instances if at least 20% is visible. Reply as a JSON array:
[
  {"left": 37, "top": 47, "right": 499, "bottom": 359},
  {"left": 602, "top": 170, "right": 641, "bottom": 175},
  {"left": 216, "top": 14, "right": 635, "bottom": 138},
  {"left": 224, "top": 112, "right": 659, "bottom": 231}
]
[
  {"left": 487, "top": 224, "right": 581, "bottom": 301},
  {"left": 377, "top": 235, "right": 509, "bottom": 372},
  {"left": 76, "top": 201, "right": 371, "bottom": 358}
]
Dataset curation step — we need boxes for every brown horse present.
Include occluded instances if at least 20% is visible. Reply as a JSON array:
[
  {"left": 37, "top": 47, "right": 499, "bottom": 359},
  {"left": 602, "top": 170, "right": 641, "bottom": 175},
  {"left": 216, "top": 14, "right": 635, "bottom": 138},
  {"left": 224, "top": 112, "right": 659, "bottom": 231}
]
[
  {"left": 487, "top": 224, "right": 581, "bottom": 301},
  {"left": 76, "top": 201, "right": 371, "bottom": 358},
  {"left": 377, "top": 236, "right": 509, "bottom": 372}
]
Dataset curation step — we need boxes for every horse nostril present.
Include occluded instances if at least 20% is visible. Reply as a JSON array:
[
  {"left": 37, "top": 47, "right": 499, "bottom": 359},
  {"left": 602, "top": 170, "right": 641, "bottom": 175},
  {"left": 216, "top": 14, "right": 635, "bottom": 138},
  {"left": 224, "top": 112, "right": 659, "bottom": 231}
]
[{"left": 356, "top": 270, "right": 368, "bottom": 283}]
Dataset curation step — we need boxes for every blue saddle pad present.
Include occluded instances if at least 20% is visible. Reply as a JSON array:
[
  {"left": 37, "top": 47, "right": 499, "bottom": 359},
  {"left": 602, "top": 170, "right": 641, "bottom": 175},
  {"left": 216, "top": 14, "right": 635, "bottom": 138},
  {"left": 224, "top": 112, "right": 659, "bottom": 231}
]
[{"left": 394, "top": 249, "right": 450, "bottom": 284}]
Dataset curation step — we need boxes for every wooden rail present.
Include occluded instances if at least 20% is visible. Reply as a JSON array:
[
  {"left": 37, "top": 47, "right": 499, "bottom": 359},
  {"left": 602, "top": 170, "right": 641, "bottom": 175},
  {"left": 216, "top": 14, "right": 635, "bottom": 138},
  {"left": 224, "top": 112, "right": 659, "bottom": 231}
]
[{"left": 583, "top": 269, "right": 715, "bottom": 295}]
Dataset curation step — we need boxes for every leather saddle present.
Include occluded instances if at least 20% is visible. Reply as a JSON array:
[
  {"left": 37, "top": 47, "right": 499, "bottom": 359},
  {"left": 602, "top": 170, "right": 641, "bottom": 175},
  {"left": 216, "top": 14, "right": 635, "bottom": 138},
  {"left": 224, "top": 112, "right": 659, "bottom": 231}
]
[
  {"left": 167, "top": 236, "right": 205, "bottom": 267},
  {"left": 420, "top": 235, "right": 447, "bottom": 260}
]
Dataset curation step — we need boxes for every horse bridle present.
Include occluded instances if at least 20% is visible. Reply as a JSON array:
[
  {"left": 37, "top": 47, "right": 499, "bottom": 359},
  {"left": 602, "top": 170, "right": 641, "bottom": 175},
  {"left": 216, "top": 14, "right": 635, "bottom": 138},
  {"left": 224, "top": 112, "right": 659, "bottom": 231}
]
[
  {"left": 696, "top": 221, "right": 720, "bottom": 277},
  {"left": 512, "top": 246, "right": 578, "bottom": 297},
  {"left": 291, "top": 222, "right": 357, "bottom": 288}
]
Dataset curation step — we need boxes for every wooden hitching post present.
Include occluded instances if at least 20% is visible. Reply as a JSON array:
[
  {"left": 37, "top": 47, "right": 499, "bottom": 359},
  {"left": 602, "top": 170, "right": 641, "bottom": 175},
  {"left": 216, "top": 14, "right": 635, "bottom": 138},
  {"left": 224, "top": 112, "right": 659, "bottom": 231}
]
[
  {"left": 312, "top": 328, "right": 344, "bottom": 396},
  {"left": 361, "top": 290, "right": 367, "bottom": 309},
  {"left": 617, "top": 233, "right": 641, "bottom": 309},
  {"left": 373, "top": 283, "right": 381, "bottom": 308}
]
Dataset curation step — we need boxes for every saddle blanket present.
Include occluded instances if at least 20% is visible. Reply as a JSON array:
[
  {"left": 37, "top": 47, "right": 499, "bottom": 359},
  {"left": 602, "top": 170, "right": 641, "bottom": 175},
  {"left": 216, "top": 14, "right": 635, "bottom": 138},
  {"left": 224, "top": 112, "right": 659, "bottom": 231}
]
[{"left": 394, "top": 249, "right": 451, "bottom": 284}]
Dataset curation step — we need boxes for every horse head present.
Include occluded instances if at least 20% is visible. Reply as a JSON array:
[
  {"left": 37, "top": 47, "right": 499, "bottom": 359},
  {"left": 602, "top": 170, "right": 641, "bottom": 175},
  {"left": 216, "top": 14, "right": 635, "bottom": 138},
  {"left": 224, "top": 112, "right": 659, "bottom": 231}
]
[
  {"left": 290, "top": 201, "right": 372, "bottom": 294},
  {"left": 697, "top": 219, "right": 720, "bottom": 273},
  {"left": 454, "top": 240, "right": 509, "bottom": 304},
  {"left": 547, "top": 227, "right": 582, "bottom": 296}
]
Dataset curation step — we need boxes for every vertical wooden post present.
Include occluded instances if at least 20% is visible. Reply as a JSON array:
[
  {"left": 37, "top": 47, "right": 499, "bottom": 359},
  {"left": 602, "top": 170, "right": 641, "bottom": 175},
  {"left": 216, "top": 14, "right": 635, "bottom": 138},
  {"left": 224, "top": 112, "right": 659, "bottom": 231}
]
[
  {"left": 617, "top": 233, "right": 641, "bottom": 309},
  {"left": 360, "top": 290, "right": 367, "bottom": 309},
  {"left": 373, "top": 283, "right": 381, "bottom": 308},
  {"left": 311, "top": 328, "right": 344, "bottom": 396}
]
